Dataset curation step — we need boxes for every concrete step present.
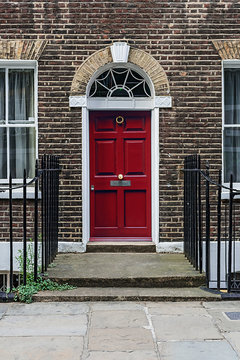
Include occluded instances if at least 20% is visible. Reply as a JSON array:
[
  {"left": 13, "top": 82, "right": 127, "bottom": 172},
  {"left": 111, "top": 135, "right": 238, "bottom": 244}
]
[
  {"left": 47, "top": 253, "right": 206, "bottom": 288},
  {"left": 49, "top": 275, "right": 205, "bottom": 288},
  {"left": 86, "top": 241, "right": 156, "bottom": 253},
  {"left": 33, "top": 287, "right": 221, "bottom": 302}
]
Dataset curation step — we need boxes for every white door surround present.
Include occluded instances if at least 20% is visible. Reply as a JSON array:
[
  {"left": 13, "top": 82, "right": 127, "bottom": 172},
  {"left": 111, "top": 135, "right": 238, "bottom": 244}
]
[{"left": 69, "top": 62, "right": 172, "bottom": 250}]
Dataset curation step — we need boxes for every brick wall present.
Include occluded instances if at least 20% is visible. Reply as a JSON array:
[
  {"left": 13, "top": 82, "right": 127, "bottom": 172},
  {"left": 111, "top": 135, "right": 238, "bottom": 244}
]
[
  {"left": 0, "top": 200, "right": 38, "bottom": 242},
  {"left": 0, "top": 0, "right": 240, "bottom": 242}
]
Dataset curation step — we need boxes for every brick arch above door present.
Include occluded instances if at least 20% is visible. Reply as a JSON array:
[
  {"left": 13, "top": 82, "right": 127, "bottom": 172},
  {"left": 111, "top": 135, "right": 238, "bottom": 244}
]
[{"left": 70, "top": 44, "right": 170, "bottom": 97}]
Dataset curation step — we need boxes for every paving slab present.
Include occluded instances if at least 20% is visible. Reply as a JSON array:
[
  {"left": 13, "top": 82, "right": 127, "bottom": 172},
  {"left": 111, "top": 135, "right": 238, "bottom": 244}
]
[
  {"left": 147, "top": 301, "right": 209, "bottom": 315},
  {"left": 0, "top": 336, "right": 84, "bottom": 360},
  {"left": 0, "top": 303, "right": 8, "bottom": 319},
  {"left": 207, "top": 309, "right": 240, "bottom": 332},
  {"left": 152, "top": 314, "right": 222, "bottom": 341},
  {"left": 86, "top": 350, "right": 158, "bottom": 360},
  {"left": 88, "top": 327, "right": 155, "bottom": 351},
  {"left": 0, "top": 314, "right": 87, "bottom": 336},
  {"left": 5, "top": 302, "right": 89, "bottom": 316},
  {"left": 90, "top": 302, "right": 144, "bottom": 311},
  {"left": 90, "top": 310, "right": 148, "bottom": 328},
  {"left": 158, "top": 340, "right": 239, "bottom": 360},
  {"left": 225, "top": 332, "right": 240, "bottom": 356},
  {"left": 203, "top": 300, "right": 240, "bottom": 310}
]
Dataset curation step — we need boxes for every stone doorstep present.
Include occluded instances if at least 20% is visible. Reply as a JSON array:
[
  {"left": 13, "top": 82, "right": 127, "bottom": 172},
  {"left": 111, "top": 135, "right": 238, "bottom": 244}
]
[
  {"left": 49, "top": 275, "right": 206, "bottom": 288},
  {"left": 86, "top": 242, "right": 156, "bottom": 253},
  {"left": 32, "top": 287, "right": 221, "bottom": 302},
  {"left": 47, "top": 253, "right": 206, "bottom": 288}
]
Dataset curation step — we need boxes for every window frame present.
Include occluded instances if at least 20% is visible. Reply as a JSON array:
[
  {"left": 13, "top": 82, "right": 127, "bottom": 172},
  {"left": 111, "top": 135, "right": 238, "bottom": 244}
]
[{"left": 0, "top": 60, "right": 38, "bottom": 184}]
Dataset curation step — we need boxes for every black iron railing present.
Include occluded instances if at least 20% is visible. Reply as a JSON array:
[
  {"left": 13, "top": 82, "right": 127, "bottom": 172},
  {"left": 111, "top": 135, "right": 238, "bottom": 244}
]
[
  {"left": 0, "top": 155, "right": 60, "bottom": 293},
  {"left": 184, "top": 154, "right": 240, "bottom": 292}
]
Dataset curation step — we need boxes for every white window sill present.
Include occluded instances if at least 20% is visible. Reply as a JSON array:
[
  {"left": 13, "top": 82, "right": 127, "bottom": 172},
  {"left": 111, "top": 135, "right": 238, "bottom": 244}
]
[
  {"left": 0, "top": 188, "right": 41, "bottom": 199},
  {"left": 221, "top": 192, "right": 240, "bottom": 200}
]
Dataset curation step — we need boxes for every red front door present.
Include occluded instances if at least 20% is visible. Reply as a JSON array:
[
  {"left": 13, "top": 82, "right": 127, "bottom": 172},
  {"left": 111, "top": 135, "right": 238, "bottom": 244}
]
[{"left": 90, "top": 111, "right": 151, "bottom": 241}]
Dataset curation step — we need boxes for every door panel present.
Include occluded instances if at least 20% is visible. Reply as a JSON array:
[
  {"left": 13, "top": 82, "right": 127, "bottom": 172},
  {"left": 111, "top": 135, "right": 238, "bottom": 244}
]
[
  {"left": 124, "top": 190, "right": 146, "bottom": 227},
  {"left": 90, "top": 110, "right": 151, "bottom": 240},
  {"left": 95, "top": 140, "right": 116, "bottom": 175},
  {"left": 124, "top": 115, "right": 145, "bottom": 131},
  {"left": 95, "top": 115, "right": 116, "bottom": 131},
  {"left": 124, "top": 139, "right": 145, "bottom": 175},
  {"left": 95, "top": 190, "right": 118, "bottom": 228}
]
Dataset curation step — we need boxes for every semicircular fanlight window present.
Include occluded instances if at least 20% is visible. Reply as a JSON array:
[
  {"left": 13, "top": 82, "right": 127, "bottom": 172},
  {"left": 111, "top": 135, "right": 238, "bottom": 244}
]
[{"left": 89, "top": 68, "right": 151, "bottom": 98}]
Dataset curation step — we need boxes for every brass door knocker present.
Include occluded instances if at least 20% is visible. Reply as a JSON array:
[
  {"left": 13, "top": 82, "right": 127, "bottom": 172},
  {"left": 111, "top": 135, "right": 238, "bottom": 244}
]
[{"left": 116, "top": 116, "right": 124, "bottom": 125}]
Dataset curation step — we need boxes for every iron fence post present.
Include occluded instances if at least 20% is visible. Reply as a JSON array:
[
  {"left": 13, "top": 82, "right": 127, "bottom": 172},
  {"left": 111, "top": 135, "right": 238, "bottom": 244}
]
[
  {"left": 217, "top": 169, "right": 222, "bottom": 290},
  {"left": 23, "top": 169, "right": 27, "bottom": 285},
  {"left": 205, "top": 161, "right": 210, "bottom": 288},
  {"left": 34, "top": 160, "right": 38, "bottom": 282},
  {"left": 9, "top": 173, "right": 13, "bottom": 291},
  {"left": 41, "top": 155, "right": 46, "bottom": 274},
  {"left": 198, "top": 155, "right": 202, "bottom": 273},
  {"left": 228, "top": 174, "right": 233, "bottom": 293}
]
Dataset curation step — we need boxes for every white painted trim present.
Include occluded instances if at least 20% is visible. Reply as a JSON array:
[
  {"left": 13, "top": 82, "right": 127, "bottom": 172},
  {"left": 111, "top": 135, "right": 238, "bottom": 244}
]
[
  {"left": 82, "top": 107, "right": 90, "bottom": 246},
  {"left": 156, "top": 241, "right": 183, "bottom": 253},
  {"left": 69, "top": 95, "right": 87, "bottom": 107},
  {"left": 0, "top": 60, "right": 37, "bottom": 68},
  {"left": 223, "top": 59, "right": 240, "bottom": 68},
  {"left": 110, "top": 42, "right": 130, "bottom": 63},
  {"left": 60, "top": 241, "right": 182, "bottom": 254},
  {"left": 70, "top": 95, "right": 172, "bottom": 110},
  {"left": 86, "top": 97, "right": 154, "bottom": 110},
  {"left": 0, "top": 188, "right": 41, "bottom": 199},
  {"left": 151, "top": 108, "right": 159, "bottom": 245},
  {"left": 80, "top": 62, "right": 172, "bottom": 248},
  {"left": 82, "top": 107, "right": 160, "bottom": 247},
  {"left": 155, "top": 96, "right": 172, "bottom": 108},
  {"left": 222, "top": 60, "right": 240, "bottom": 190},
  {"left": 58, "top": 241, "right": 86, "bottom": 253},
  {"left": 0, "top": 60, "right": 38, "bottom": 183},
  {"left": 86, "top": 63, "right": 155, "bottom": 98}
]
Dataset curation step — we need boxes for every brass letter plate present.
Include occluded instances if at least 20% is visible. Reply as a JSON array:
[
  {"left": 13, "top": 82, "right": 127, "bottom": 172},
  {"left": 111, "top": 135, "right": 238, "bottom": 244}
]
[{"left": 110, "top": 180, "right": 131, "bottom": 187}]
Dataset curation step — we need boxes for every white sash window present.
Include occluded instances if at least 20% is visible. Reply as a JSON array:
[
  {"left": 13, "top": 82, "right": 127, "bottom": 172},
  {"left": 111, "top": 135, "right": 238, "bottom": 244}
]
[{"left": 0, "top": 61, "right": 37, "bottom": 183}]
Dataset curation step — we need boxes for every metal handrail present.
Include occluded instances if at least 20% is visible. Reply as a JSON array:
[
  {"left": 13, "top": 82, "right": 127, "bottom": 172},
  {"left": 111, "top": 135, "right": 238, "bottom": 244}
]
[
  {"left": 0, "top": 168, "right": 61, "bottom": 192},
  {"left": 182, "top": 168, "right": 240, "bottom": 195}
]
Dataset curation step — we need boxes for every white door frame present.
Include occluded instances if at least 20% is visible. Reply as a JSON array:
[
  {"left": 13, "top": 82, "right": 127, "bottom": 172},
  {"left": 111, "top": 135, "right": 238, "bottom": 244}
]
[{"left": 79, "top": 97, "right": 172, "bottom": 247}]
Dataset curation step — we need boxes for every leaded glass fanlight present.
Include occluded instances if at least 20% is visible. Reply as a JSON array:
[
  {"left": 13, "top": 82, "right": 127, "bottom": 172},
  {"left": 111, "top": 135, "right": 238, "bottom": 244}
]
[{"left": 89, "top": 68, "right": 151, "bottom": 98}]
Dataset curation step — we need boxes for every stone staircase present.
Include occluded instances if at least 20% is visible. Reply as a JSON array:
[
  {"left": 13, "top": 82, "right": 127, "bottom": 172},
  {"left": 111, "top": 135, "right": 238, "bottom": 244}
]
[{"left": 33, "top": 243, "right": 221, "bottom": 302}]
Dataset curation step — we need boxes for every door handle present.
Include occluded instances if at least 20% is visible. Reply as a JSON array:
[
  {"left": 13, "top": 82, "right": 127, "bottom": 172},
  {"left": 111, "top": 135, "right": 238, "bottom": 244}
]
[{"left": 91, "top": 185, "right": 94, "bottom": 191}]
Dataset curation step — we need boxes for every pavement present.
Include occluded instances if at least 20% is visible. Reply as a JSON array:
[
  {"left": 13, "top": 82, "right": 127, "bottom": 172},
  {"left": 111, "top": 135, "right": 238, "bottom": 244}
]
[{"left": 0, "top": 301, "right": 240, "bottom": 359}]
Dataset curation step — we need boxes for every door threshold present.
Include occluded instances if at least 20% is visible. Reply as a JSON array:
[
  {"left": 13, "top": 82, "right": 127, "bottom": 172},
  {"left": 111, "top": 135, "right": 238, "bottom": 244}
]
[
  {"left": 87, "top": 240, "right": 156, "bottom": 252},
  {"left": 89, "top": 237, "right": 152, "bottom": 242}
]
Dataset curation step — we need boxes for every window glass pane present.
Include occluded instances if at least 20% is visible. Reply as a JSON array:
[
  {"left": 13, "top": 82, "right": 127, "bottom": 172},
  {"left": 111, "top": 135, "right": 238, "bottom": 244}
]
[
  {"left": 111, "top": 88, "right": 130, "bottom": 97},
  {"left": 8, "top": 69, "right": 34, "bottom": 122},
  {"left": 0, "top": 69, "right": 5, "bottom": 122},
  {"left": 224, "top": 128, "right": 240, "bottom": 182},
  {"left": 10, "top": 127, "right": 35, "bottom": 178},
  {"left": 89, "top": 67, "right": 151, "bottom": 98},
  {"left": 0, "top": 128, "right": 7, "bottom": 178},
  {"left": 224, "top": 69, "right": 240, "bottom": 124}
]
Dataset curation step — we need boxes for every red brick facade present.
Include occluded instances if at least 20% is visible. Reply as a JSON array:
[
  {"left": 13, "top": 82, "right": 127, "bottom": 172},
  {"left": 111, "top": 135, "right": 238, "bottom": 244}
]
[{"left": 0, "top": 1, "right": 239, "bottom": 243}]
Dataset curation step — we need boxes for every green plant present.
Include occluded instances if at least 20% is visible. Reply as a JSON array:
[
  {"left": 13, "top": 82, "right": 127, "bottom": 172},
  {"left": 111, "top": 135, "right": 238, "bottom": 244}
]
[
  {"left": 14, "top": 277, "right": 75, "bottom": 303},
  {"left": 15, "top": 239, "right": 41, "bottom": 282},
  {"left": 14, "top": 239, "right": 75, "bottom": 303}
]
